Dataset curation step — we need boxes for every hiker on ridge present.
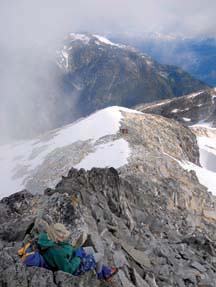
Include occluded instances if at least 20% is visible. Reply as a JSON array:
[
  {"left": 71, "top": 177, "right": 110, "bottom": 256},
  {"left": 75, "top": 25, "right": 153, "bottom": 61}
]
[{"left": 37, "top": 223, "right": 118, "bottom": 281}]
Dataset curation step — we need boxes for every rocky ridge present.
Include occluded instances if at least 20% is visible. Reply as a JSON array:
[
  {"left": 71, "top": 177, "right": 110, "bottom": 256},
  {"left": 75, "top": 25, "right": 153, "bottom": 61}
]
[
  {"left": 112, "top": 35, "right": 216, "bottom": 86},
  {"left": 135, "top": 88, "right": 216, "bottom": 126},
  {"left": 0, "top": 106, "right": 206, "bottom": 197},
  {"left": 134, "top": 88, "right": 216, "bottom": 196},
  {"left": 1, "top": 107, "right": 216, "bottom": 286},
  {"left": 1, "top": 163, "right": 216, "bottom": 287}
]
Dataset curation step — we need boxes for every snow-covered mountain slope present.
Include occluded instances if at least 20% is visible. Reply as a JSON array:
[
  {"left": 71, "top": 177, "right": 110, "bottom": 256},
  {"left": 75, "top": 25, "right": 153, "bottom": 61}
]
[
  {"left": 188, "top": 123, "right": 216, "bottom": 195},
  {"left": 1, "top": 103, "right": 216, "bottom": 222},
  {"left": 0, "top": 105, "right": 213, "bottom": 229},
  {"left": 0, "top": 107, "right": 141, "bottom": 198},
  {"left": 56, "top": 33, "right": 128, "bottom": 71}
]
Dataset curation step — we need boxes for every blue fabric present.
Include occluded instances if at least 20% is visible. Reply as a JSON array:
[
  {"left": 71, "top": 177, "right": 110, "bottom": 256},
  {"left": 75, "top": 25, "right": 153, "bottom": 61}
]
[
  {"left": 97, "top": 265, "right": 112, "bottom": 280},
  {"left": 75, "top": 247, "right": 86, "bottom": 258},
  {"left": 97, "top": 271, "right": 104, "bottom": 280},
  {"left": 73, "top": 254, "right": 96, "bottom": 276},
  {"left": 102, "top": 265, "right": 112, "bottom": 277},
  {"left": 24, "top": 251, "right": 50, "bottom": 269}
]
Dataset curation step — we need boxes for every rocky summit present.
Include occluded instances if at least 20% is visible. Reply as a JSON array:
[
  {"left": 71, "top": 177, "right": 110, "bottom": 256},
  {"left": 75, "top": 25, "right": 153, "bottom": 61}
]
[{"left": 1, "top": 105, "right": 216, "bottom": 286}]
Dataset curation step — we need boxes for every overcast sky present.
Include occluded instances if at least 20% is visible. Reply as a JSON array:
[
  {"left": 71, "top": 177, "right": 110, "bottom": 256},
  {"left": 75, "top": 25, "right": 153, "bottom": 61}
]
[
  {"left": 0, "top": 0, "right": 215, "bottom": 143},
  {"left": 0, "top": 0, "right": 216, "bottom": 47}
]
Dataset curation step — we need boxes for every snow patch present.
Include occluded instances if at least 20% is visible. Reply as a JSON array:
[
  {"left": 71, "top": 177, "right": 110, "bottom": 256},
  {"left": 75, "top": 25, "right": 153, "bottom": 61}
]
[
  {"left": 197, "top": 136, "right": 216, "bottom": 158},
  {"left": 146, "top": 59, "right": 153, "bottom": 66},
  {"left": 62, "top": 50, "right": 69, "bottom": 69},
  {"left": 187, "top": 90, "right": 204, "bottom": 99},
  {"left": 211, "top": 94, "right": 216, "bottom": 104},
  {"left": 164, "top": 151, "right": 216, "bottom": 196},
  {"left": 185, "top": 122, "right": 216, "bottom": 195},
  {"left": 182, "top": 117, "right": 191, "bottom": 122},
  {"left": 158, "top": 71, "right": 168, "bottom": 79},
  {"left": 171, "top": 109, "right": 179, "bottom": 113},
  {"left": 75, "top": 139, "right": 130, "bottom": 170},
  {"left": 180, "top": 160, "right": 216, "bottom": 195},
  {"left": 0, "top": 106, "right": 141, "bottom": 198},
  {"left": 93, "top": 35, "right": 125, "bottom": 48},
  {"left": 69, "top": 33, "right": 90, "bottom": 44},
  {"left": 173, "top": 108, "right": 190, "bottom": 113},
  {"left": 191, "top": 121, "right": 214, "bottom": 128},
  {"left": 144, "top": 99, "right": 172, "bottom": 109}
]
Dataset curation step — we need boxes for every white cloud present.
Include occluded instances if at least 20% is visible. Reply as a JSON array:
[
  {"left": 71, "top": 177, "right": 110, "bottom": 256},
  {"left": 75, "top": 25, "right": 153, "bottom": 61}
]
[
  {"left": 0, "top": 0, "right": 215, "bottom": 143},
  {"left": 0, "top": 0, "right": 215, "bottom": 43}
]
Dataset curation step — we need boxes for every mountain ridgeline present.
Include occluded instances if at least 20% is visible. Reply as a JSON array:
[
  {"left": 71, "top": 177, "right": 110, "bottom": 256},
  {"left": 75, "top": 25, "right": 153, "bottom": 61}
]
[
  {"left": 135, "top": 88, "right": 216, "bottom": 126},
  {"left": 0, "top": 33, "right": 208, "bottom": 144},
  {"left": 1, "top": 96, "right": 216, "bottom": 285},
  {"left": 112, "top": 35, "right": 216, "bottom": 86},
  {"left": 57, "top": 34, "right": 207, "bottom": 117}
]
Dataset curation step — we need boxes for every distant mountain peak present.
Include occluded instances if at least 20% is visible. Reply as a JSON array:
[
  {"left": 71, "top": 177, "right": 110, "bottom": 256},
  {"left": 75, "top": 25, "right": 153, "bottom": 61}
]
[
  {"left": 55, "top": 32, "right": 207, "bottom": 117},
  {"left": 93, "top": 34, "right": 126, "bottom": 48},
  {"left": 67, "top": 33, "right": 127, "bottom": 48},
  {"left": 68, "top": 33, "right": 91, "bottom": 44},
  {"left": 57, "top": 33, "right": 132, "bottom": 71}
]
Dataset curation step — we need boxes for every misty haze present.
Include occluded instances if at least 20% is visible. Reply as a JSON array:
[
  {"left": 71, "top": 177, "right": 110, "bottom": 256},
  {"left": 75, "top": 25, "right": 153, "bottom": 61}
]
[{"left": 0, "top": 0, "right": 216, "bottom": 143}]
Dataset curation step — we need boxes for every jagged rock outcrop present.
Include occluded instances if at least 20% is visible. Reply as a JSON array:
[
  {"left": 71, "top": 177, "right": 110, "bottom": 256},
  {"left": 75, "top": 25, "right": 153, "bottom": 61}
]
[{"left": 1, "top": 165, "right": 216, "bottom": 287}]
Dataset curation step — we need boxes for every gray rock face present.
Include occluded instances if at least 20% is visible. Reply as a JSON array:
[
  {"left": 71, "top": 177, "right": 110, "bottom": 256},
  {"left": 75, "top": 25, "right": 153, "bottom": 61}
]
[
  {"left": 135, "top": 88, "right": 216, "bottom": 127},
  {"left": 0, "top": 165, "right": 216, "bottom": 287}
]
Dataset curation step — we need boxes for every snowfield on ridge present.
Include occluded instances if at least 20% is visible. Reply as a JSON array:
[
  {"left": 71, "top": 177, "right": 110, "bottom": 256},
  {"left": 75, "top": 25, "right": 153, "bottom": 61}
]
[
  {"left": 1, "top": 104, "right": 216, "bottom": 199},
  {"left": 0, "top": 107, "right": 140, "bottom": 198}
]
